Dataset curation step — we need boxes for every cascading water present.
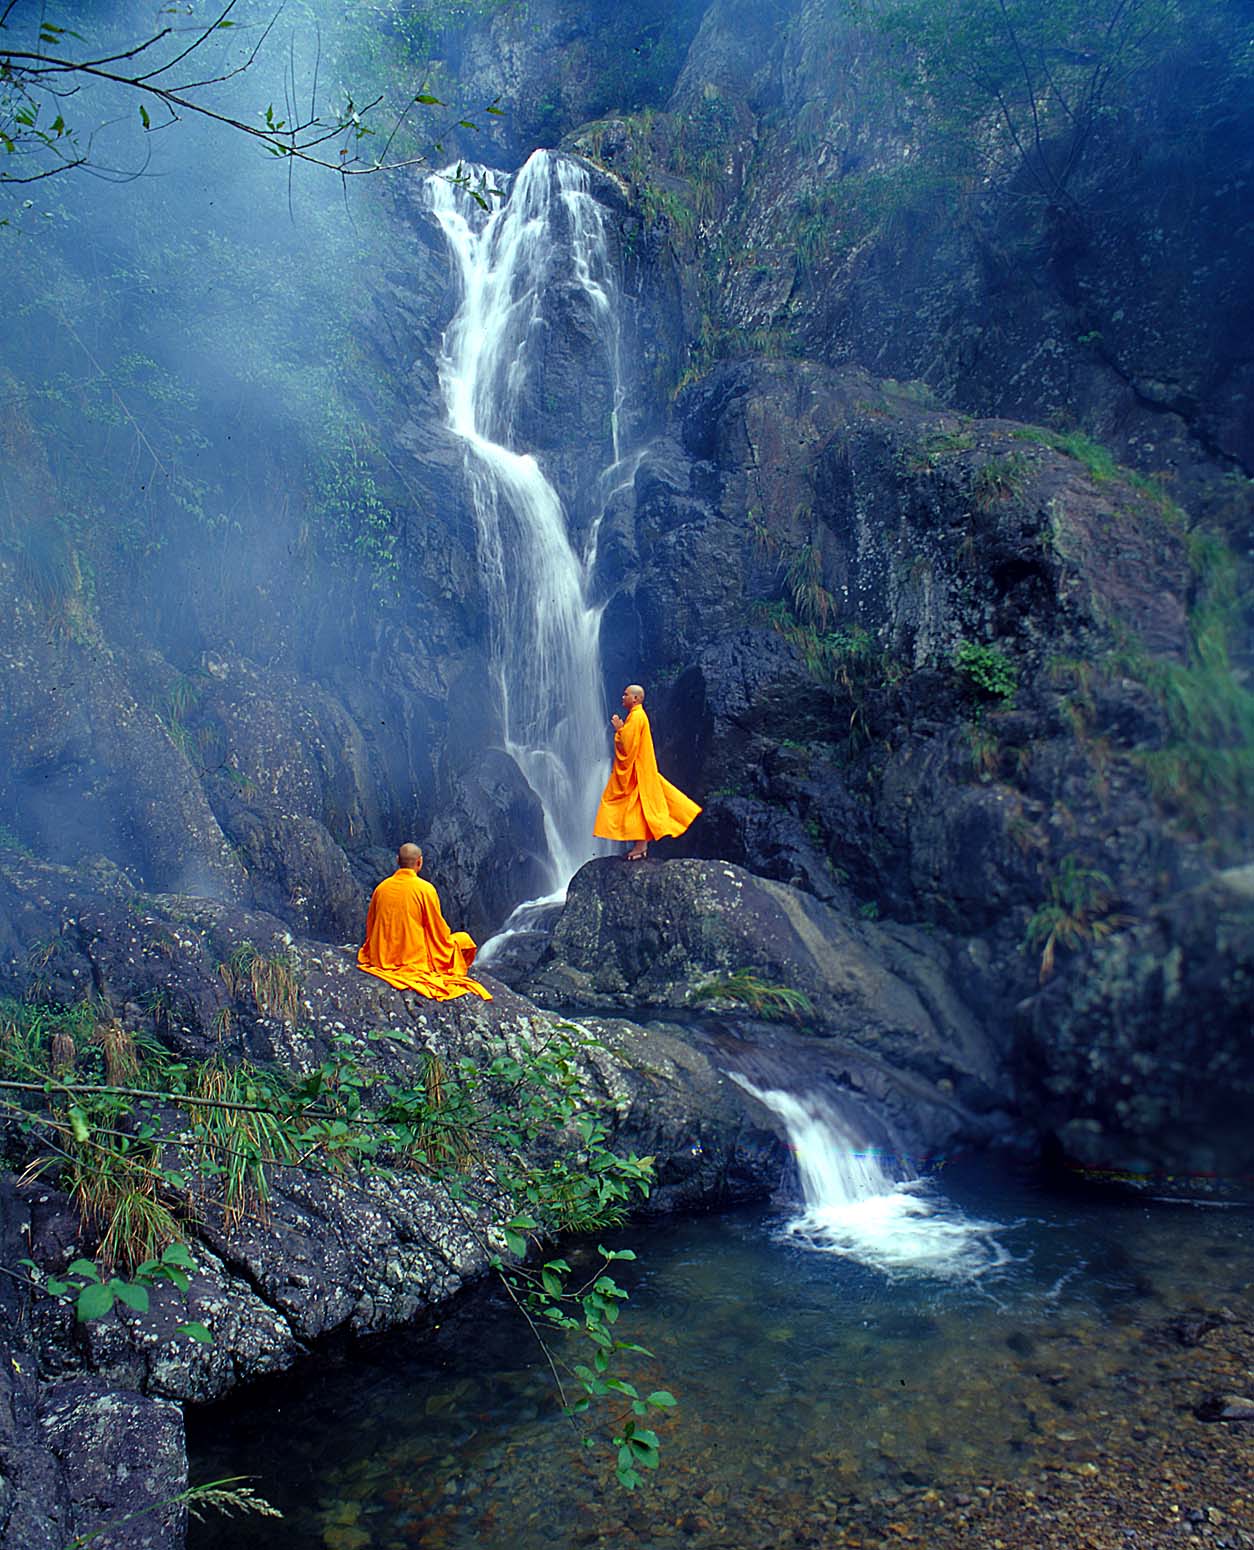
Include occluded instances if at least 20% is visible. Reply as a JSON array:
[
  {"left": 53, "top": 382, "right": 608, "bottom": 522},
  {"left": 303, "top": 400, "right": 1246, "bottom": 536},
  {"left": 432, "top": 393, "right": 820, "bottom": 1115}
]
[
  {"left": 733, "top": 1077, "right": 1012, "bottom": 1281},
  {"left": 424, "top": 152, "right": 628, "bottom": 911}
]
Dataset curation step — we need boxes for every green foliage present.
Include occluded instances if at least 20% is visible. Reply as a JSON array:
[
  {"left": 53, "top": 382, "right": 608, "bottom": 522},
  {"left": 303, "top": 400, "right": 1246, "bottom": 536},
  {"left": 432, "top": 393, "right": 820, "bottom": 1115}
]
[
  {"left": 22, "top": 1244, "right": 204, "bottom": 1336},
  {"left": 1026, "top": 857, "right": 1126, "bottom": 981},
  {"left": 690, "top": 972, "right": 814, "bottom": 1022},
  {"left": 953, "top": 640, "right": 1018, "bottom": 703},
  {"left": 312, "top": 448, "right": 401, "bottom": 584},
  {"left": 1009, "top": 424, "right": 1119, "bottom": 482}
]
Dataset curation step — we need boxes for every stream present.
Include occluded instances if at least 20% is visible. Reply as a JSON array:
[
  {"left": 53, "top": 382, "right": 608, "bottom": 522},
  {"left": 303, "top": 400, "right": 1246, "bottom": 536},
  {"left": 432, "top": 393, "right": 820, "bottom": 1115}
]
[{"left": 187, "top": 1110, "right": 1254, "bottom": 1550}]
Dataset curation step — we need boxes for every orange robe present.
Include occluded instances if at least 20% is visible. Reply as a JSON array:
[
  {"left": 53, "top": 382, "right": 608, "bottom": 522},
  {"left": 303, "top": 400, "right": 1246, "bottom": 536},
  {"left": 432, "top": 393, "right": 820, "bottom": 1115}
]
[
  {"left": 593, "top": 704, "right": 702, "bottom": 843},
  {"left": 357, "top": 868, "right": 492, "bottom": 1001}
]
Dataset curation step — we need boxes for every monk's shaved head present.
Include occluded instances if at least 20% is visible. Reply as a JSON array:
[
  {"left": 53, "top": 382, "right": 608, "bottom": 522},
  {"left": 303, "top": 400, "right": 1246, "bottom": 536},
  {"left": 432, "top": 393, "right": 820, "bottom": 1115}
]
[
  {"left": 397, "top": 843, "right": 423, "bottom": 870},
  {"left": 625, "top": 684, "right": 645, "bottom": 704}
]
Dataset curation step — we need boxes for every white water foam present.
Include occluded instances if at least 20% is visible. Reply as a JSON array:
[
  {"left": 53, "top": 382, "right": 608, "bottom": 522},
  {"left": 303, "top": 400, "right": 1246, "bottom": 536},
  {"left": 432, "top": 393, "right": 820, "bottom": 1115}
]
[
  {"left": 733, "top": 1077, "right": 1013, "bottom": 1283},
  {"left": 425, "top": 153, "right": 628, "bottom": 910}
]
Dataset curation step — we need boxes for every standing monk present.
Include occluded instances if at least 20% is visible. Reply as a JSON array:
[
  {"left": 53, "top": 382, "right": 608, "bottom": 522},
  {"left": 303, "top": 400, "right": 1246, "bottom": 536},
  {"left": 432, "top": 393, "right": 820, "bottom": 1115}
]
[
  {"left": 357, "top": 844, "right": 492, "bottom": 1001},
  {"left": 593, "top": 684, "right": 702, "bottom": 860}
]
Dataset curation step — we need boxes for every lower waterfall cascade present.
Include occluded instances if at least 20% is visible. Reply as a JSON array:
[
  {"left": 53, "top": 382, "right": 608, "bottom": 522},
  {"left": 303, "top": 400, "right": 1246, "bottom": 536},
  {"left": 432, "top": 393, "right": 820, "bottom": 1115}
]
[{"left": 733, "top": 1077, "right": 1013, "bottom": 1282}]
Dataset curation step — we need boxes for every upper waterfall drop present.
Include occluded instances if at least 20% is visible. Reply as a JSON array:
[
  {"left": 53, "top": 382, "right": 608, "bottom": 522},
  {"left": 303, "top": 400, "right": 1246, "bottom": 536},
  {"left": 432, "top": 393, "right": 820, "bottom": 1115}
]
[{"left": 424, "top": 152, "right": 625, "bottom": 896}]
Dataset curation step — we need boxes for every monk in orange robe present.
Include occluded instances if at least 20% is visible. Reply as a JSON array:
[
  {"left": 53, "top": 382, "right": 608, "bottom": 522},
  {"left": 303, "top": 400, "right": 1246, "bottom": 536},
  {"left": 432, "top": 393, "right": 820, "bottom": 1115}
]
[
  {"left": 357, "top": 844, "right": 492, "bottom": 1001},
  {"left": 593, "top": 684, "right": 702, "bottom": 860}
]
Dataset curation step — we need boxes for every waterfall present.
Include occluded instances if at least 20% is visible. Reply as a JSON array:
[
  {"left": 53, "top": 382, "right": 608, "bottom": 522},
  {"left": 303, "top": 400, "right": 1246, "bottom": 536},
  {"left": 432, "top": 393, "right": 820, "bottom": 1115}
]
[
  {"left": 732, "top": 1077, "right": 1012, "bottom": 1282},
  {"left": 424, "top": 152, "right": 625, "bottom": 903}
]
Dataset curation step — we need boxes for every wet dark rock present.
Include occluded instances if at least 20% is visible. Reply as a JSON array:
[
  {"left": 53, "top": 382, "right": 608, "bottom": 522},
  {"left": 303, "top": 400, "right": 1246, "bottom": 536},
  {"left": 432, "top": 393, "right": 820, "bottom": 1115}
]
[
  {"left": 1195, "top": 1395, "right": 1254, "bottom": 1424},
  {"left": 40, "top": 1381, "right": 187, "bottom": 1550},
  {"left": 1018, "top": 866, "right": 1254, "bottom": 1179},
  {"left": 424, "top": 747, "right": 552, "bottom": 942}
]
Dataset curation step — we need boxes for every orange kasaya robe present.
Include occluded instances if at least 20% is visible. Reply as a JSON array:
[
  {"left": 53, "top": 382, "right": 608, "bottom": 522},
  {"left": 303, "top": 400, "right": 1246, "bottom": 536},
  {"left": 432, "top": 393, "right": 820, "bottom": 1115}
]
[
  {"left": 593, "top": 703, "right": 702, "bottom": 843},
  {"left": 357, "top": 868, "right": 493, "bottom": 1002}
]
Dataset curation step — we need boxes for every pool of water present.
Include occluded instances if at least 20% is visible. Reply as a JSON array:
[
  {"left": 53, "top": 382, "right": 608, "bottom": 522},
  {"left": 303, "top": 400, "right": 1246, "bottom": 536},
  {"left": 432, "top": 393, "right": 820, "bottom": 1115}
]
[{"left": 186, "top": 1157, "right": 1254, "bottom": 1550}]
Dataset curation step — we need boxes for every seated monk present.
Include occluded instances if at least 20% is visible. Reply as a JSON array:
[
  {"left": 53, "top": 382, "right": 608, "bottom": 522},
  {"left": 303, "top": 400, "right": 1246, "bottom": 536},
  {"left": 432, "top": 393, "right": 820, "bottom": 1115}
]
[
  {"left": 593, "top": 684, "right": 702, "bottom": 860},
  {"left": 357, "top": 843, "right": 492, "bottom": 1001}
]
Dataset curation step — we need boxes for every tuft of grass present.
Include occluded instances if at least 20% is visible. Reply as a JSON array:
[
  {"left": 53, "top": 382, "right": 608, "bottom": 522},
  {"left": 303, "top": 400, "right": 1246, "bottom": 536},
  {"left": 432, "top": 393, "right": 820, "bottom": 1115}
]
[
  {"left": 971, "top": 452, "right": 1030, "bottom": 507},
  {"left": 1129, "top": 530, "right": 1254, "bottom": 828},
  {"left": 219, "top": 941, "right": 302, "bottom": 1025},
  {"left": 690, "top": 972, "right": 814, "bottom": 1022},
  {"left": 784, "top": 540, "right": 837, "bottom": 631},
  {"left": 179, "top": 1057, "right": 297, "bottom": 1228},
  {"left": 1010, "top": 424, "right": 1119, "bottom": 481},
  {"left": 1026, "top": 858, "right": 1128, "bottom": 982},
  {"left": 964, "top": 720, "right": 1000, "bottom": 779},
  {"left": 402, "top": 1053, "right": 477, "bottom": 1174}
]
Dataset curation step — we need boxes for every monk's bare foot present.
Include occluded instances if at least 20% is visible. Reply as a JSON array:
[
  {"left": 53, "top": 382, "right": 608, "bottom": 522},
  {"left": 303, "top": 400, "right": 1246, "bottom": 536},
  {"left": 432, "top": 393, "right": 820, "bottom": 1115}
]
[{"left": 626, "top": 844, "right": 648, "bottom": 861}]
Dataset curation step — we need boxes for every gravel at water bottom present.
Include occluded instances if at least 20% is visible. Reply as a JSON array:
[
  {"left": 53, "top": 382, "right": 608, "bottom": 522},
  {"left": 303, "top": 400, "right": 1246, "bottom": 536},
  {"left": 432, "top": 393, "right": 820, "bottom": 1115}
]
[{"left": 191, "top": 1175, "right": 1254, "bottom": 1550}]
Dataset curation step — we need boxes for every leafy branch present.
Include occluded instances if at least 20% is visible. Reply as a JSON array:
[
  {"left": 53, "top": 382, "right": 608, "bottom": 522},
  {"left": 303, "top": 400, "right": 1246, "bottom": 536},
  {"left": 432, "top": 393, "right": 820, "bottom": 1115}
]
[{"left": 0, "top": 0, "right": 505, "bottom": 199}]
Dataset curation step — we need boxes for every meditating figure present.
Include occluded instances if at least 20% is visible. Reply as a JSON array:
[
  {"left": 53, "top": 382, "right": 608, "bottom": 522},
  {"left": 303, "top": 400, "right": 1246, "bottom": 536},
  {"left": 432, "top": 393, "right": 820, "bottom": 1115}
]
[
  {"left": 357, "top": 844, "right": 492, "bottom": 1001},
  {"left": 593, "top": 684, "right": 702, "bottom": 860}
]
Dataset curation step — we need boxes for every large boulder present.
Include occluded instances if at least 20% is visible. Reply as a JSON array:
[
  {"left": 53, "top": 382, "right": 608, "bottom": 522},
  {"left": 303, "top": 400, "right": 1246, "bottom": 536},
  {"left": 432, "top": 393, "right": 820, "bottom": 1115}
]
[{"left": 524, "top": 857, "right": 1010, "bottom": 1151}]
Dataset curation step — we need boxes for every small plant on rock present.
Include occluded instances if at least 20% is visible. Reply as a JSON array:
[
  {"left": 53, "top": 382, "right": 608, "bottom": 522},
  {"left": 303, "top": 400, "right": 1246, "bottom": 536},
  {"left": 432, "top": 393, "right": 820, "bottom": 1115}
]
[
  {"left": 953, "top": 640, "right": 1018, "bottom": 704},
  {"left": 1026, "top": 857, "right": 1128, "bottom": 982}
]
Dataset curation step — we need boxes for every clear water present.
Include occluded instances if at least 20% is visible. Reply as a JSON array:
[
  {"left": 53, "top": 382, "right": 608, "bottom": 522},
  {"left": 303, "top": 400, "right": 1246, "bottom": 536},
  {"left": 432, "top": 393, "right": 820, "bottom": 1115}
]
[{"left": 186, "top": 1158, "right": 1254, "bottom": 1550}]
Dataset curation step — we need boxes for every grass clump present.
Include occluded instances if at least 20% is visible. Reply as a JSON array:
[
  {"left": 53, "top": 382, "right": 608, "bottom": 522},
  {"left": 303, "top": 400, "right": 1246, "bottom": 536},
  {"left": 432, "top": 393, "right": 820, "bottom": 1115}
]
[
  {"left": 971, "top": 452, "right": 1030, "bottom": 507},
  {"left": 1010, "top": 424, "right": 1119, "bottom": 481},
  {"left": 690, "top": 972, "right": 814, "bottom": 1022},
  {"left": 219, "top": 940, "right": 302, "bottom": 1025},
  {"left": 1026, "top": 858, "right": 1128, "bottom": 983}
]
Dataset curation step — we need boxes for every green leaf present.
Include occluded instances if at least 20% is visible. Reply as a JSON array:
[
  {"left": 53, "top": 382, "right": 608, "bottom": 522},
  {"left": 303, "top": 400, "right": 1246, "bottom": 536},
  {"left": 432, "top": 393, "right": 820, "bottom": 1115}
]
[
  {"left": 503, "top": 1230, "right": 527, "bottom": 1258},
  {"left": 646, "top": 1390, "right": 677, "bottom": 1408},
  {"left": 139, "top": 105, "right": 151, "bottom": 130},
  {"left": 68, "top": 1106, "right": 89, "bottom": 1143},
  {"left": 176, "top": 1321, "right": 214, "bottom": 1344},
  {"left": 44, "top": 1278, "right": 68, "bottom": 1297},
  {"left": 540, "top": 1268, "right": 563, "bottom": 1297},
  {"left": 110, "top": 1280, "right": 150, "bottom": 1314},
  {"left": 486, "top": 105, "right": 505, "bottom": 116},
  {"left": 67, "top": 1258, "right": 100, "bottom": 1280},
  {"left": 161, "top": 1243, "right": 196, "bottom": 1269},
  {"left": 75, "top": 1281, "right": 115, "bottom": 1321},
  {"left": 414, "top": 94, "right": 444, "bottom": 105}
]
